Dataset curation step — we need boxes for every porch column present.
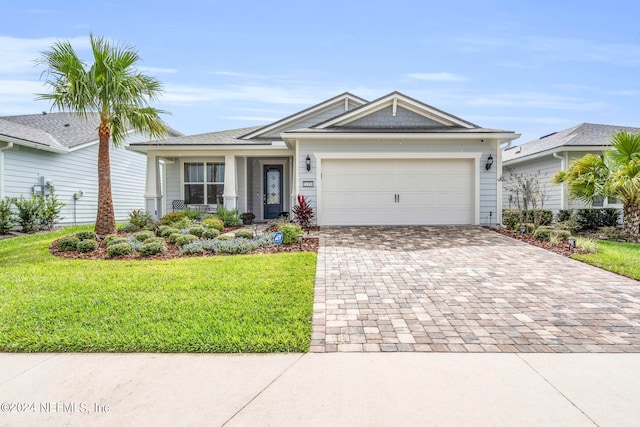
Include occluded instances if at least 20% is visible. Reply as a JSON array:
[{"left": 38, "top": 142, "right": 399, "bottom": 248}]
[
  {"left": 223, "top": 154, "right": 238, "bottom": 210},
  {"left": 144, "top": 153, "right": 163, "bottom": 220}
]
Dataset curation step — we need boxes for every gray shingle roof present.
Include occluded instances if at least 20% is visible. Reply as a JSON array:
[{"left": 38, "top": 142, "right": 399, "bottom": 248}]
[
  {"left": 1, "top": 112, "right": 102, "bottom": 148},
  {"left": 0, "top": 118, "right": 62, "bottom": 149},
  {"left": 503, "top": 123, "right": 640, "bottom": 162},
  {"left": 130, "top": 126, "right": 269, "bottom": 146}
]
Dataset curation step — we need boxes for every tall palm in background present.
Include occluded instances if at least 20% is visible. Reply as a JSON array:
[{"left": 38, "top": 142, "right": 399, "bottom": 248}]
[
  {"left": 553, "top": 131, "right": 640, "bottom": 240},
  {"left": 37, "top": 34, "right": 167, "bottom": 235}
]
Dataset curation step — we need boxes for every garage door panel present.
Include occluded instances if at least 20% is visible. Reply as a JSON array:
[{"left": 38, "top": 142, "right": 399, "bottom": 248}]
[{"left": 321, "top": 158, "right": 474, "bottom": 226}]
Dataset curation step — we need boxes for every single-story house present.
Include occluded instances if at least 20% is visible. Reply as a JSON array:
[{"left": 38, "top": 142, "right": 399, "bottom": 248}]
[
  {"left": 502, "top": 123, "right": 640, "bottom": 213},
  {"left": 129, "top": 91, "right": 519, "bottom": 226},
  {"left": 0, "top": 112, "right": 181, "bottom": 225}
]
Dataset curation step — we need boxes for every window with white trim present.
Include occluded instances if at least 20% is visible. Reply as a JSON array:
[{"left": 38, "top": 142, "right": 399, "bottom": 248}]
[{"left": 184, "top": 162, "right": 224, "bottom": 204}]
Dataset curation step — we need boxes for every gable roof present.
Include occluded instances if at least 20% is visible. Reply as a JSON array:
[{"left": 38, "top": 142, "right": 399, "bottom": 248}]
[
  {"left": 313, "top": 91, "right": 478, "bottom": 129},
  {"left": 503, "top": 123, "right": 640, "bottom": 163},
  {"left": 239, "top": 92, "right": 368, "bottom": 139},
  {"left": 130, "top": 126, "right": 269, "bottom": 146},
  {"left": 0, "top": 112, "right": 181, "bottom": 153}
]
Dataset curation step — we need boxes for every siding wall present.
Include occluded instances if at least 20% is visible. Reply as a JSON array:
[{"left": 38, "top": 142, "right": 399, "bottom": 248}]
[
  {"left": 3, "top": 133, "right": 147, "bottom": 225},
  {"left": 502, "top": 155, "right": 562, "bottom": 212},
  {"left": 264, "top": 102, "right": 358, "bottom": 138},
  {"left": 343, "top": 106, "right": 441, "bottom": 128},
  {"left": 298, "top": 139, "right": 497, "bottom": 226}
]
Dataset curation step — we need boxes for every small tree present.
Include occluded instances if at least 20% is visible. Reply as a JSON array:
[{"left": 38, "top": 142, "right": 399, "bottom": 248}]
[
  {"left": 41, "top": 190, "right": 66, "bottom": 230},
  {"left": 0, "top": 198, "right": 14, "bottom": 234},
  {"left": 292, "top": 194, "right": 314, "bottom": 232},
  {"left": 501, "top": 167, "right": 548, "bottom": 226}
]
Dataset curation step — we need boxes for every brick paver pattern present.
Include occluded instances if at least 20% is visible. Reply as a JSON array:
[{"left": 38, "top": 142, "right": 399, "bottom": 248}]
[{"left": 310, "top": 227, "right": 640, "bottom": 353}]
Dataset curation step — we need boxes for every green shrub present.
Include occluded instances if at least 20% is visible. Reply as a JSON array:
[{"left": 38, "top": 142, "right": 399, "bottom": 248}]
[
  {"left": 75, "top": 230, "right": 97, "bottom": 241},
  {"left": 202, "top": 217, "right": 224, "bottom": 231},
  {"left": 138, "top": 241, "right": 166, "bottom": 257},
  {"left": 41, "top": 190, "right": 65, "bottom": 230},
  {"left": 0, "top": 198, "right": 15, "bottom": 234},
  {"left": 188, "top": 226, "right": 205, "bottom": 237},
  {"left": 183, "top": 206, "right": 202, "bottom": 221},
  {"left": 216, "top": 206, "right": 240, "bottom": 227},
  {"left": 280, "top": 224, "right": 304, "bottom": 244},
  {"left": 107, "top": 243, "right": 132, "bottom": 258},
  {"left": 502, "top": 209, "right": 553, "bottom": 229},
  {"left": 105, "top": 236, "right": 128, "bottom": 247},
  {"left": 117, "top": 222, "right": 140, "bottom": 232},
  {"left": 202, "top": 228, "right": 220, "bottom": 239},
  {"left": 77, "top": 239, "right": 98, "bottom": 253},
  {"left": 601, "top": 208, "right": 621, "bottom": 227},
  {"left": 160, "top": 227, "right": 180, "bottom": 238},
  {"left": 557, "top": 209, "right": 573, "bottom": 222},
  {"left": 555, "top": 218, "right": 581, "bottom": 233},
  {"left": 533, "top": 226, "right": 554, "bottom": 241},
  {"left": 145, "top": 237, "right": 166, "bottom": 246},
  {"left": 175, "top": 234, "right": 199, "bottom": 247},
  {"left": 168, "top": 232, "right": 184, "bottom": 243},
  {"left": 179, "top": 241, "right": 205, "bottom": 255},
  {"left": 173, "top": 218, "right": 193, "bottom": 230},
  {"left": 234, "top": 229, "right": 254, "bottom": 239},
  {"left": 216, "top": 235, "right": 232, "bottom": 241},
  {"left": 135, "top": 230, "right": 155, "bottom": 242},
  {"left": 13, "top": 195, "right": 43, "bottom": 232},
  {"left": 160, "top": 211, "right": 186, "bottom": 225},
  {"left": 574, "top": 208, "right": 620, "bottom": 230},
  {"left": 128, "top": 210, "right": 154, "bottom": 229},
  {"left": 58, "top": 236, "right": 80, "bottom": 251}
]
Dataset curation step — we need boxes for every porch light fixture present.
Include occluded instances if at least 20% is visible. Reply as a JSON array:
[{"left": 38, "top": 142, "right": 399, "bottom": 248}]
[
  {"left": 485, "top": 154, "right": 494, "bottom": 171},
  {"left": 305, "top": 155, "right": 311, "bottom": 171}
]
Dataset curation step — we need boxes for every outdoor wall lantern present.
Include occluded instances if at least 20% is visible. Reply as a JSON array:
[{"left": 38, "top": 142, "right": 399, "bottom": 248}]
[
  {"left": 485, "top": 154, "right": 494, "bottom": 171},
  {"left": 306, "top": 155, "right": 311, "bottom": 171}
]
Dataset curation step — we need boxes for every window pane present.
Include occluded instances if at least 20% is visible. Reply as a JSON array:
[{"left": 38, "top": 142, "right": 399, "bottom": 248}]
[
  {"left": 607, "top": 197, "right": 619, "bottom": 205},
  {"left": 185, "top": 184, "right": 204, "bottom": 204},
  {"left": 593, "top": 196, "right": 604, "bottom": 207},
  {"left": 214, "top": 163, "right": 225, "bottom": 183},
  {"left": 206, "top": 184, "right": 224, "bottom": 205},
  {"left": 184, "top": 163, "right": 204, "bottom": 183}
]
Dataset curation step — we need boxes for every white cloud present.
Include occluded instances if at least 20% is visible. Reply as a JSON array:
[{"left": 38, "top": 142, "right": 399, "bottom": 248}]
[
  {"left": 137, "top": 66, "right": 178, "bottom": 75},
  {"left": 406, "top": 72, "right": 468, "bottom": 82},
  {"left": 0, "top": 36, "right": 89, "bottom": 74}
]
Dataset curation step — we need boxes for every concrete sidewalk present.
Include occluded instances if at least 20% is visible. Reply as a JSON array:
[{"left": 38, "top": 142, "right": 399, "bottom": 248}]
[{"left": 1, "top": 353, "right": 638, "bottom": 426}]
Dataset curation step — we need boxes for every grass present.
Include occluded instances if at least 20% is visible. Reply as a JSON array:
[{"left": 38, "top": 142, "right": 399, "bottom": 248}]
[
  {"left": 0, "top": 227, "right": 316, "bottom": 353},
  {"left": 572, "top": 240, "right": 640, "bottom": 281}
]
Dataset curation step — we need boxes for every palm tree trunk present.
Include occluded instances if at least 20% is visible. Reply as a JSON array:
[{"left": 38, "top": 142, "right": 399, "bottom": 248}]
[
  {"left": 623, "top": 203, "right": 640, "bottom": 242},
  {"left": 95, "top": 121, "right": 116, "bottom": 236}
]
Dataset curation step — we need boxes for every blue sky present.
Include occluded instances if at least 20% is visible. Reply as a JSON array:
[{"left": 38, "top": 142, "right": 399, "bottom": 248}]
[{"left": 1, "top": 0, "right": 639, "bottom": 144}]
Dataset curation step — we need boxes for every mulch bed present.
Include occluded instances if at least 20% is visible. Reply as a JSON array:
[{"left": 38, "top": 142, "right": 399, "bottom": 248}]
[
  {"left": 488, "top": 227, "right": 580, "bottom": 257},
  {"left": 50, "top": 233, "right": 318, "bottom": 261}
]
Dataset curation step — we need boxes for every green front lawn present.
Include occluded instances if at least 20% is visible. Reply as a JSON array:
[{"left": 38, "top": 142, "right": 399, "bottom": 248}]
[
  {"left": 572, "top": 240, "right": 640, "bottom": 281},
  {"left": 0, "top": 228, "right": 316, "bottom": 352}
]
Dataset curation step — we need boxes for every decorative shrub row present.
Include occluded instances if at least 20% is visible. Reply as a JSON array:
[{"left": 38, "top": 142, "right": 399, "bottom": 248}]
[
  {"left": 502, "top": 209, "right": 553, "bottom": 230},
  {"left": 0, "top": 192, "right": 65, "bottom": 233},
  {"left": 180, "top": 233, "right": 275, "bottom": 255},
  {"left": 563, "top": 208, "right": 620, "bottom": 230}
]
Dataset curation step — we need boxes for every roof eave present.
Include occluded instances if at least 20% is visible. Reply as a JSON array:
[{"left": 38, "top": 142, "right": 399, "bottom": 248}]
[
  {"left": 503, "top": 145, "right": 610, "bottom": 165},
  {"left": 281, "top": 131, "right": 520, "bottom": 142},
  {"left": 0, "top": 134, "right": 68, "bottom": 153}
]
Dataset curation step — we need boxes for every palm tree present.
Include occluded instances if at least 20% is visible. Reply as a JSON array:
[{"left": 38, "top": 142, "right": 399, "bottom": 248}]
[
  {"left": 37, "top": 34, "right": 167, "bottom": 235},
  {"left": 553, "top": 131, "right": 640, "bottom": 240}
]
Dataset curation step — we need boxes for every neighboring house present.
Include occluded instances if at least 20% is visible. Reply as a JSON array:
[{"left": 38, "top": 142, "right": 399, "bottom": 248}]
[
  {"left": 0, "top": 112, "right": 181, "bottom": 225},
  {"left": 502, "top": 123, "right": 640, "bottom": 214},
  {"left": 130, "top": 92, "right": 518, "bottom": 227}
]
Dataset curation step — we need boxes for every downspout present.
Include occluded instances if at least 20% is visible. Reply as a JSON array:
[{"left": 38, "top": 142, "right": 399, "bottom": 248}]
[
  {"left": 553, "top": 152, "right": 565, "bottom": 210},
  {"left": 0, "top": 142, "right": 14, "bottom": 201}
]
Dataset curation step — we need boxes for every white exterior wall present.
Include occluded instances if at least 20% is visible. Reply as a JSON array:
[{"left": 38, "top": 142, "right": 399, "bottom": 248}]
[
  {"left": 297, "top": 139, "right": 498, "bottom": 226},
  {"left": 502, "top": 155, "right": 563, "bottom": 212},
  {"left": 3, "top": 133, "right": 147, "bottom": 225}
]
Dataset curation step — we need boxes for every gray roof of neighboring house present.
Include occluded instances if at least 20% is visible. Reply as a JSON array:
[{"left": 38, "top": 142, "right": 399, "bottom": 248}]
[
  {"left": 0, "top": 117, "right": 62, "bottom": 149},
  {"left": 130, "top": 126, "right": 270, "bottom": 146},
  {"left": 503, "top": 123, "right": 640, "bottom": 162}
]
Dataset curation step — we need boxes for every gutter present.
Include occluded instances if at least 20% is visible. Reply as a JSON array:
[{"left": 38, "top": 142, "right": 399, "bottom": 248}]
[{"left": 0, "top": 142, "right": 14, "bottom": 200}]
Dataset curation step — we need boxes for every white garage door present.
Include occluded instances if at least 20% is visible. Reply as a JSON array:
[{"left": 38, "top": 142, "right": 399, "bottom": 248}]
[{"left": 320, "top": 158, "right": 474, "bottom": 226}]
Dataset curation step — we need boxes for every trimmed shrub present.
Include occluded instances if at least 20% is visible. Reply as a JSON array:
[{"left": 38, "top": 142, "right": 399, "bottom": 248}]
[
  {"left": 117, "top": 222, "right": 140, "bottom": 232},
  {"left": 138, "top": 241, "right": 166, "bottom": 257},
  {"left": 557, "top": 209, "right": 573, "bottom": 222},
  {"left": 145, "top": 237, "right": 166, "bottom": 246},
  {"left": 183, "top": 206, "right": 202, "bottom": 221},
  {"left": 13, "top": 195, "right": 43, "bottom": 232},
  {"left": 574, "top": 208, "right": 620, "bottom": 230},
  {"left": 40, "top": 191, "right": 65, "bottom": 230},
  {"left": 202, "top": 217, "right": 224, "bottom": 231},
  {"left": 128, "top": 210, "right": 154, "bottom": 229},
  {"left": 533, "top": 226, "right": 554, "bottom": 241},
  {"left": 175, "top": 234, "right": 199, "bottom": 247},
  {"left": 179, "top": 241, "right": 205, "bottom": 255},
  {"left": 168, "top": 232, "right": 184, "bottom": 243},
  {"left": 502, "top": 209, "right": 553, "bottom": 230},
  {"left": 58, "top": 236, "right": 80, "bottom": 251},
  {"left": 134, "top": 230, "right": 155, "bottom": 242},
  {"left": 280, "top": 224, "right": 304, "bottom": 244},
  {"left": 160, "top": 227, "right": 180, "bottom": 238},
  {"left": 216, "top": 206, "right": 240, "bottom": 227},
  {"left": 555, "top": 218, "right": 581, "bottom": 234},
  {"left": 75, "top": 230, "right": 97, "bottom": 241},
  {"left": 217, "top": 235, "right": 232, "bottom": 241},
  {"left": 202, "top": 228, "right": 220, "bottom": 239},
  {"left": 601, "top": 208, "right": 621, "bottom": 227},
  {"left": 107, "top": 243, "right": 132, "bottom": 258},
  {"left": 172, "top": 218, "right": 192, "bottom": 230},
  {"left": 160, "top": 211, "right": 187, "bottom": 225},
  {"left": 77, "top": 239, "right": 98, "bottom": 253},
  {"left": 188, "top": 226, "right": 205, "bottom": 237},
  {"left": 0, "top": 198, "right": 14, "bottom": 234},
  {"left": 105, "top": 236, "right": 128, "bottom": 247},
  {"left": 234, "top": 229, "right": 254, "bottom": 239},
  {"left": 554, "top": 230, "right": 571, "bottom": 240}
]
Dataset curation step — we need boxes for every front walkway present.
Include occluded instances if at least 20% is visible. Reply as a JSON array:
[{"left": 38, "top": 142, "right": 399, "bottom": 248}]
[{"left": 311, "top": 226, "right": 640, "bottom": 353}]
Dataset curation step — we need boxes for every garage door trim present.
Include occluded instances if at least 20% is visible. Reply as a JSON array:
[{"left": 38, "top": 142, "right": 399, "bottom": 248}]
[{"left": 315, "top": 152, "right": 481, "bottom": 226}]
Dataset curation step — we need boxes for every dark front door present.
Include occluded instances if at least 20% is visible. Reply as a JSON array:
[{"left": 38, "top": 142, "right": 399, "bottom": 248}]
[{"left": 263, "top": 165, "right": 283, "bottom": 219}]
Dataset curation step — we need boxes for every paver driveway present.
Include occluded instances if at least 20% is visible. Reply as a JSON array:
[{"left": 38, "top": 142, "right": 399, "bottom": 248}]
[{"left": 310, "top": 226, "right": 640, "bottom": 353}]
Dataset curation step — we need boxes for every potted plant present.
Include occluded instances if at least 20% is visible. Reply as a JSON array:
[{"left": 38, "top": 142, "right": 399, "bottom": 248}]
[{"left": 240, "top": 212, "right": 255, "bottom": 225}]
